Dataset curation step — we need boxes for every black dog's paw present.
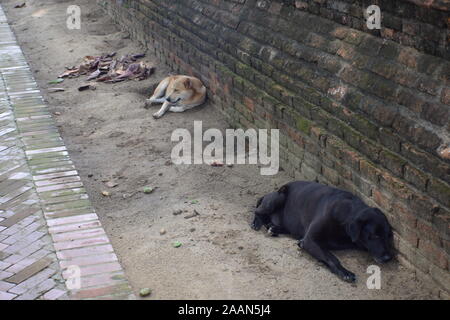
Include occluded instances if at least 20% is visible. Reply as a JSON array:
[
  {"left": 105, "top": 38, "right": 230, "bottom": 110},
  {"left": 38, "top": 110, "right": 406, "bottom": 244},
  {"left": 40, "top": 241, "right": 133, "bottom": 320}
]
[
  {"left": 251, "top": 221, "right": 261, "bottom": 231},
  {"left": 267, "top": 226, "right": 279, "bottom": 237},
  {"left": 339, "top": 269, "right": 356, "bottom": 283}
]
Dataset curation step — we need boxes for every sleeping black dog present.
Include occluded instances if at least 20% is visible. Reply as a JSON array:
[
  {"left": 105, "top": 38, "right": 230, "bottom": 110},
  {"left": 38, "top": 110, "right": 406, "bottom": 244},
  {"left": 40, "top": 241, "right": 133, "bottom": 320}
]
[{"left": 251, "top": 181, "right": 394, "bottom": 282}]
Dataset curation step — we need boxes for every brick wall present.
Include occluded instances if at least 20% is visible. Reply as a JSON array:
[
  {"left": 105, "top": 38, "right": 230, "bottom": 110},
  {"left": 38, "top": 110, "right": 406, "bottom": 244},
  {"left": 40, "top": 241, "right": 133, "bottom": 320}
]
[{"left": 98, "top": 0, "right": 450, "bottom": 298}]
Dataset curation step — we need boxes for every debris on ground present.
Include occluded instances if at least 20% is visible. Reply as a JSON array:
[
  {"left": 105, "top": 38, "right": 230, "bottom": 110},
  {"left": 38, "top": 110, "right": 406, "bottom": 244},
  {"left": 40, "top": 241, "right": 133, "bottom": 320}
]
[
  {"left": 48, "top": 88, "right": 65, "bottom": 93},
  {"left": 59, "top": 53, "right": 155, "bottom": 84},
  {"left": 48, "top": 78, "right": 64, "bottom": 85},
  {"left": 172, "top": 209, "right": 182, "bottom": 216},
  {"left": 190, "top": 199, "right": 199, "bottom": 204},
  {"left": 14, "top": 3, "right": 26, "bottom": 9},
  {"left": 139, "top": 288, "right": 152, "bottom": 297},
  {"left": 101, "top": 191, "right": 111, "bottom": 197},
  {"left": 143, "top": 186, "right": 154, "bottom": 194},
  {"left": 184, "top": 210, "right": 199, "bottom": 219},
  {"left": 105, "top": 180, "right": 118, "bottom": 188},
  {"left": 159, "top": 228, "right": 166, "bottom": 235},
  {"left": 173, "top": 241, "right": 182, "bottom": 248},
  {"left": 78, "top": 83, "right": 96, "bottom": 91},
  {"left": 210, "top": 161, "right": 224, "bottom": 167}
]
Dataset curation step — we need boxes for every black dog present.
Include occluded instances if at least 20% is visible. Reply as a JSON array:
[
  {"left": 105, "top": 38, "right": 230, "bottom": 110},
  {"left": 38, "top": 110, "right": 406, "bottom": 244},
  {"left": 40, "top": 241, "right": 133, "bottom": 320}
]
[{"left": 251, "top": 181, "right": 394, "bottom": 282}]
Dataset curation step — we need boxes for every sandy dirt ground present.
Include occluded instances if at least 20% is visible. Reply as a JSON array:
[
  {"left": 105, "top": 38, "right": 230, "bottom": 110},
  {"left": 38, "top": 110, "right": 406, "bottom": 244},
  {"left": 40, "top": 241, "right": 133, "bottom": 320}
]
[{"left": 2, "top": 0, "right": 435, "bottom": 299}]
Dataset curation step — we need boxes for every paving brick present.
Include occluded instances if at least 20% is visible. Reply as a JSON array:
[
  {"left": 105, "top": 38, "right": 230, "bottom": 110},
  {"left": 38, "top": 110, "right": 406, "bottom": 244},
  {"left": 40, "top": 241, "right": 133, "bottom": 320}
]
[
  {"left": 59, "top": 252, "right": 118, "bottom": 269},
  {"left": 42, "top": 287, "right": 66, "bottom": 300},
  {"left": 71, "top": 283, "right": 132, "bottom": 300},
  {"left": 48, "top": 220, "right": 102, "bottom": 234},
  {"left": 46, "top": 213, "right": 98, "bottom": 227},
  {"left": 53, "top": 235, "right": 110, "bottom": 251},
  {"left": 2, "top": 230, "right": 46, "bottom": 254},
  {"left": 57, "top": 244, "right": 114, "bottom": 260},
  {"left": 51, "top": 228, "right": 105, "bottom": 243},
  {"left": 77, "top": 272, "right": 127, "bottom": 290},
  {"left": 8, "top": 267, "right": 56, "bottom": 295},
  {"left": 14, "top": 278, "right": 56, "bottom": 300},
  {"left": 5, "top": 257, "right": 53, "bottom": 284},
  {"left": 63, "top": 262, "right": 122, "bottom": 279},
  {"left": 0, "top": 290, "right": 16, "bottom": 300},
  {"left": 0, "top": 280, "right": 14, "bottom": 291}
]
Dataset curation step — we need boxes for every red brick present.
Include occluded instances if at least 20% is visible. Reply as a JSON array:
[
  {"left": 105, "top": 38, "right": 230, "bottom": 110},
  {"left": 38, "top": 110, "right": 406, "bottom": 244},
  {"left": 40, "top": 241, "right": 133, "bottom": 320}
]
[
  {"left": 78, "top": 272, "right": 126, "bottom": 289},
  {"left": 71, "top": 283, "right": 131, "bottom": 300},
  {"left": 441, "top": 88, "right": 450, "bottom": 105},
  {"left": 418, "top": 239, "right": 448, "bottom": 270},
  {"left": 46, "top": 213, "right": 98, "bottom": 227},
  {"left": 243, "top": 97, "right": 255, "bottom": 112},
  {"left": 417, "top": 219, "right": 442, "bottom": 247},
  {"left": 56, "top": 244, "right": 114, "bottom": 260},
  {"left": 392, "top": 202, "right": 417, "bottom": 229},
  {"left": 372, "top": 189, "right": 391, "bottom": 209}
]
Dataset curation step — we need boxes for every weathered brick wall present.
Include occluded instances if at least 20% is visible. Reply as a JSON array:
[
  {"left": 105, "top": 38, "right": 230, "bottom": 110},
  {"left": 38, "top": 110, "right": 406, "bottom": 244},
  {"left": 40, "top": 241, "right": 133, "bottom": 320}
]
[{"left": 98, "top": 0, "right": 450, "bottom": 297}]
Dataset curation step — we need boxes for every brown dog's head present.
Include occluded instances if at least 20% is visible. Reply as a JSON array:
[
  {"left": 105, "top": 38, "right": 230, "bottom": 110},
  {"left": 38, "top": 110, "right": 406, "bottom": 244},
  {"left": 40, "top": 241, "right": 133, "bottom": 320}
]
[{"left": 166, "top": 77, "right": 195, "bottom": 104}]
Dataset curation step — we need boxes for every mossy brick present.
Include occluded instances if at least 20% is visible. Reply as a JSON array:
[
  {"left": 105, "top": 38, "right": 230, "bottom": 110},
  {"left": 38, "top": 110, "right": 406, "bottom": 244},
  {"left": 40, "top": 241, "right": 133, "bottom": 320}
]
[
  {"left": 379, "top": 149, "right": 407, "bottom": 177},
  {"left": 380, "top": 171, "right": 413, "bottom": 201},
  {"left": 322, "top": 165, "right": 339, "bottom": 185},
  {"left": 295, "top": 115, "right": 312, "bottom": 135},
  {"left": 292, "top": 96, "right": 314, "bottom": 119},
  {"left": 349, "top": 113, "right": 379, "bottom": 141},
  {"left": 421, "top": 102, "right": 449, "bottom": 127},
  {"left": 428, "top": 178, "right": 450, "bottom": 208},
  {"left": 404, "top": 165, "right": 429, "bottom": 192},
  {"left": 310, "top": 106, "right": 329, "bottom": 128},
  {"left": 45, "top": 199, "right": 92, "bottom": 212},
  {"left": 341, "top": 148, "right": 361, "bottom": 171},
  {"left": 324, "top": 136, "right": 343, "bottom": 160},
  {"left": 359, "top": 159, "right": 382, "bottom": 184},
  {"left": 432, "top": 211, "right": 450, "bottom": 241},
  {"left": 408, "top": 193, "right": 436, "bottom": 222}
]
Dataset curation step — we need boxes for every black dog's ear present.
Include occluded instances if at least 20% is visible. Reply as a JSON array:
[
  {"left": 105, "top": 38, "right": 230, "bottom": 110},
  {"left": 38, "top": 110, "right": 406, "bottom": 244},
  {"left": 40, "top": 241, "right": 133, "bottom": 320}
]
[
  {"left": 278, "top": 185, "right": 288, "bottom": 194},
  {"left": 347, "top": 217, "right": 364, "bottom": 243},
  {"left": 256, "top": 196, "right": 264, "bottom": 208}
]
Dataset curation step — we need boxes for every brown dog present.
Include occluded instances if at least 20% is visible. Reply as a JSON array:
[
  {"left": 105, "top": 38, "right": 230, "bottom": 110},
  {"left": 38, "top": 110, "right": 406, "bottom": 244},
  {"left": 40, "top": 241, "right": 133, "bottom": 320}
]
[{"left": 146, "top": 75, "right": 206, "bottom": 119}]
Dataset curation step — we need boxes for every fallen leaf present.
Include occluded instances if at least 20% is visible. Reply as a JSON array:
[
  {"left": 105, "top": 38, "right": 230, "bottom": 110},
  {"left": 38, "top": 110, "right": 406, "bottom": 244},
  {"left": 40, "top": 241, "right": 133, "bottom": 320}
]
[
  {"left": 173, "top": 241, "right": 182, "bottom": 248},
  {"left": 139, "top": 288, "right": 151, "bottom": 297},
  {"left": 48, "top": 78, "right": 64, "bottom": 84},
  {"left": 101, "top": 191, "right": 110, "bottom": 197},
  {"left": 105, "top": 181, "right": 118, "bottom": 188},
  {"left": 143, "top": 187, "right": 154, "bottom": 194}
]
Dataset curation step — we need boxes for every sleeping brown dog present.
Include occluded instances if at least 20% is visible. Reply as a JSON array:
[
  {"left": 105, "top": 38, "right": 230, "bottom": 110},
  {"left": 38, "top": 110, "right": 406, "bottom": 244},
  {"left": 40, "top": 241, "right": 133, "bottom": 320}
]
[{"left": 145, "top": 75, "right": 206, "bottom": 119}]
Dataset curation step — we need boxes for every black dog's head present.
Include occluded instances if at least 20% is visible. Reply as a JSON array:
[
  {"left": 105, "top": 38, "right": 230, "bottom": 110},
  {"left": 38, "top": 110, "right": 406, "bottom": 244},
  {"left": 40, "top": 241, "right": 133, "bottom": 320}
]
[
  {"left": 347, "top": 208, "right": 394, "bottom": 263},
  {"left": 255, "top": 186, "right": 287, "bottom": 216}
]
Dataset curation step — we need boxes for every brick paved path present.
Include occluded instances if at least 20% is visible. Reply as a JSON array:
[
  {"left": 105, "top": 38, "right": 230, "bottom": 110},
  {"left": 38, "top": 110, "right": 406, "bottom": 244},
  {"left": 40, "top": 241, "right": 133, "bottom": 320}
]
[{"left": 0, "top": 5, "right": 134, "bottom": 300}]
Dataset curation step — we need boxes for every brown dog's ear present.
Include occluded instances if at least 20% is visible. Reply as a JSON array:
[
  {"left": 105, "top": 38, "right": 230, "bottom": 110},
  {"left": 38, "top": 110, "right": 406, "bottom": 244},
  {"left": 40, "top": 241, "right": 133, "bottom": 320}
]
[{"left": 183, "top": 78, "right": 192, "bottom": 89}]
